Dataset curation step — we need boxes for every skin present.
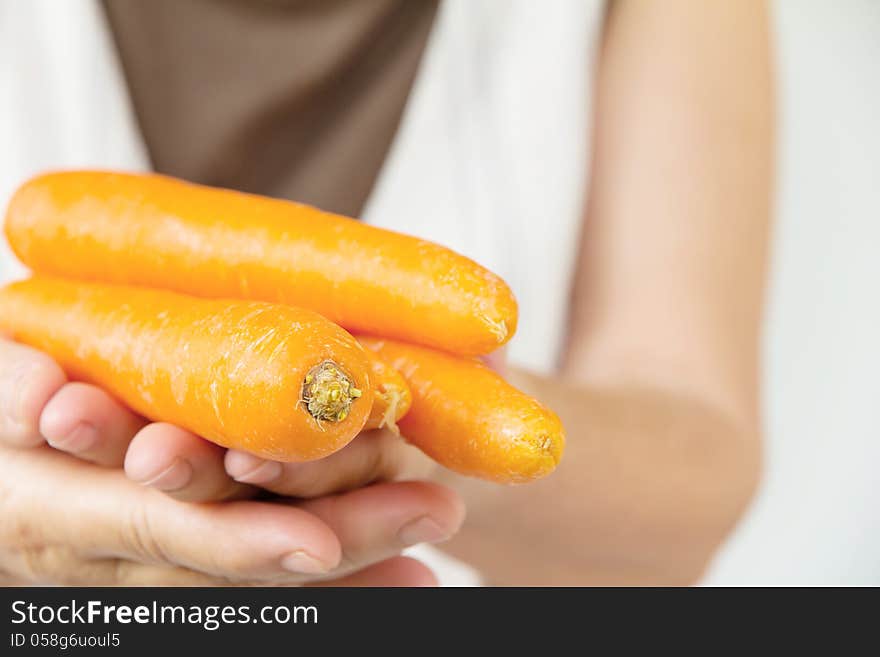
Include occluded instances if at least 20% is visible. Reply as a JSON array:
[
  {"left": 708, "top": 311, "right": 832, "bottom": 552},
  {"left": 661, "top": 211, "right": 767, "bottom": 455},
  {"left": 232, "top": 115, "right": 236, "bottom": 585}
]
[
  {"left": 0, "top": 338, "right": 461, "bottom": 586},
  {"left": 0, "top": 0, "right": 772, "bottom": 586},
  {"left": 441, "top": 0, "right": 774, "bottom": 584}
]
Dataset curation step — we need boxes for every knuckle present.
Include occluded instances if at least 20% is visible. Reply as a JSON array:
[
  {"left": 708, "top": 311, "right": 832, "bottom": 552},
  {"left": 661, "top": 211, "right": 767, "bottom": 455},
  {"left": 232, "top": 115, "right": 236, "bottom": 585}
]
[
  {"left": 364, "top": 442, "right": 389, "bottom": 484},
  {"left": 109, "top": 559, "right": 143, "bottom": 586},
  {"left": 119, "top": 503, "right": 255, "bottom": 581},
  {"left": 0, "top": 473, "right": 41, "bottom": 551},
  {"left": 369, "top": 431, "right": 403, "bottom": 482},
  {"left": 0, "top": 510, "right": 40, "bottom": 550},
  {"left": 297, "top": 466, "right": 328, "bottom": 496},
  {"left": 16, "top": 544, "right": 83, "bottom": 584},
  {"left": 120, "top": 504, "right": 170, "bottom": 565},
  {"left": 318, "top": 432, "right": 399, "bottom": 496},
  {"left": 110, "top": 560, "right": 226, "bottom": 586},
  {"left": 17, "top": 355, "right": 66, "bottom": 406},
  {"left": 280, "top": 463, "right": 325, "bottom": 498}
]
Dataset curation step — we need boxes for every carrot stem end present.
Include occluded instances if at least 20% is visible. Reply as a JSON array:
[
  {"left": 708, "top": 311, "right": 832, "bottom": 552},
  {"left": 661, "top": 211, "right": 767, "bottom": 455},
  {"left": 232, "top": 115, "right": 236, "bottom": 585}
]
[{"left": 301, "top": 360, "right": 361, "bottom": 423}]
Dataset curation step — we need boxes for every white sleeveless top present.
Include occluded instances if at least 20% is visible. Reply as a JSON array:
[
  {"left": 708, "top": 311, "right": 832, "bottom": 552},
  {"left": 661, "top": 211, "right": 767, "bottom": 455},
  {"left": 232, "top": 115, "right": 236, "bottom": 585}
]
[{"left": 2, "top": 0, "right": 878, "bottom": 585}]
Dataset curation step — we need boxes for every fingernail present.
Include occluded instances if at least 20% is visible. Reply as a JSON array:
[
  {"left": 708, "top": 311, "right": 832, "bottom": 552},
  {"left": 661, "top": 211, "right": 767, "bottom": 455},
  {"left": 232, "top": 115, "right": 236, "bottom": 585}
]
[
  {"left": 136, "top": 458, "right": 193, "bottom": 491},
  {"left": 230, "top": 458, "right": 283, "bottom": 485},
  {"left": 47, "top": 422, "right": 98, "bottom": 452},
  {"left": 280, "top": 550, "right": 329, "bottom": 575},
  {"left": 226, "top": 450, "right": 284, "bottom": 484},
  {"left": 398, "top": 516, "right": 451, "bottom": 546}
]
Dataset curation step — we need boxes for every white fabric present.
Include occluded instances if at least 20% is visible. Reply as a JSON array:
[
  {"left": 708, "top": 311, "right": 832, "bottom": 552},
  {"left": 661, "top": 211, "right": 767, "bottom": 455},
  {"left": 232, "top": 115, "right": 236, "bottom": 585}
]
[
  {"left": 364, "top": 0, "right": 604, "bottom": 373},
  {"left": 0, "top": 0, "right": 149, "bottom": 284},
  {"left": 2, "top": 0, "right": 879, "bottom": 586}
]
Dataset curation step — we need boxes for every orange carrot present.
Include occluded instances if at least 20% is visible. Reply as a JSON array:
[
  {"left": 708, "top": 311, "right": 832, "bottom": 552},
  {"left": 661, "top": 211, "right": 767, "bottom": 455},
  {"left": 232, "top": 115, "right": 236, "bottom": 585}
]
[
  {"left": 359, "top": 337, "right": 565, "bottom": 483},
  {"left": 5, "top": 170, "right": 518, "bottom": 357},
  {"left": 0, "top": 277, "right": 373, "bottom": 462},
  {"left": 361, "top": 346, "right": 412, "bottom": 434}
]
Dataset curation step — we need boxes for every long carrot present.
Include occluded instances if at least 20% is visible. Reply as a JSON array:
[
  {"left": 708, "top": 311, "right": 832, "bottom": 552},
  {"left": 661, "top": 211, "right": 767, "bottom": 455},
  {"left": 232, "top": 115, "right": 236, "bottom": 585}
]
[
  {"left": 0, "top": 277, "right": 373, "bottom": 462},
  {"left": 362, "top": 347, "right": 412, "bottom": 434},
  {"left": 5, "top": 171, "right": 518, "bottom": 357},
  {"left": 359, "top": 337, "right": 565, "bottom": 483}
]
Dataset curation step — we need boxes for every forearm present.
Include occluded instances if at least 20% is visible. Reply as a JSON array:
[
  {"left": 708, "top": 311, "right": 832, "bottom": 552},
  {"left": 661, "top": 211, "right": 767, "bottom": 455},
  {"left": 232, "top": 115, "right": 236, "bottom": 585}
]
[
  {"left": 439, "top": 369, "right": 760, "bottom": 585},
  {"left": 445, "top": 0, "right": 771, "bottom": 586}
]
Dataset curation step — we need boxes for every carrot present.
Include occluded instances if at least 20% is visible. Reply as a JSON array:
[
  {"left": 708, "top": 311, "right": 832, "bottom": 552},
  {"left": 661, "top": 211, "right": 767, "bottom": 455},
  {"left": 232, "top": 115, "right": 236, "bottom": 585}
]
[
  {"left": 5, "top": 170, "right": 518, "bottom": 357},
  {"left": 359, "top": 337, "right": 565, "bottom": 483},
  {"left": 361, "top": 346, "right": 412, "bottom": 435},
  {"left": 0, "top": 277, "right": 373, "bottom": 462}
]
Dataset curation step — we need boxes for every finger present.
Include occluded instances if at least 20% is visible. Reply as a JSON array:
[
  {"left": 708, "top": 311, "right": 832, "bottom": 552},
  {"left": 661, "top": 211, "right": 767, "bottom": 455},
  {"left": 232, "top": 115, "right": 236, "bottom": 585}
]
[
  {"left": 307, "top": 556, "right": 438, "bottom": 587},
  {"left": 106, "top": 561, "right": 237, "bottom": 586},
  {"left": 116, "top": 496, "right": 342, "bottom": 581},
  {"left": 0, "top": 338, "right": 66, "bottom": 447},
  {"left": 7, "top": 447, "right": 342, "bottom": 582},
  {"left": 225, "top": 429, "right": 434, "bottom": 499},
  {"left": 9, "top": 549, "right": 233, "bottom": 586},
  {"left": 39, "top": 382, "right": 146, "bottom": 466},
  {"left": 130, "top": 479, "right": 464, "bottom": 582},
  {"left": 132, "top": 480, "right": 463, "bottom": 583},
  {"left": 480, "top": 346, "right": 507, "bottom": 376},
  {"left": 297, "top": 480, "right": 465, "bottom": 576},
  {"left": 125, "top": 423, "right": 250, "bottom": 502},
  {"left": 116, "top": 556, "right": 437, "bottom": 587},
  {"left": 106, "top": 561, "right": 235, "bottom": 586}
]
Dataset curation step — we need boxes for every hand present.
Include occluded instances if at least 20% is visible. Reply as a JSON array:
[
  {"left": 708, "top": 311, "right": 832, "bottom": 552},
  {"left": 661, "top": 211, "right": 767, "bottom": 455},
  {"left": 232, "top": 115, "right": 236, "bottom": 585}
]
[
  {"left": 0, "top": 338, "right": 464, "bottom": 585},
  {"left": 0, "top": 445, "right": 461, "bottom": 585},
  {"left": 2, "top": 337, "right": 437, "bottom": 502}
]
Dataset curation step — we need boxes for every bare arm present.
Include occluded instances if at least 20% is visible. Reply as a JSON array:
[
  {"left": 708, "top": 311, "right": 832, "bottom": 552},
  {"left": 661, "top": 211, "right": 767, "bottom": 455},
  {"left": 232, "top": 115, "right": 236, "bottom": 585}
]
[{"left": 440, "top": 0, "right": 774, "bottom": 585}]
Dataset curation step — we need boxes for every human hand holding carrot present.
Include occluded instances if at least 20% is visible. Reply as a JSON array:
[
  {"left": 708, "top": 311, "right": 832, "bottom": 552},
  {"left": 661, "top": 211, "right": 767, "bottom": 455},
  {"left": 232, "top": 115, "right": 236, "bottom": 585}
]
[
  {"left": 0, "top": 337, "right": 463, "bottom": 585},
  {"left": 0, "top": 334, "right": 437, "bottom": 502},
  {"left": 0, "top": 169, "right": 567, "bottom": 589},
  {"left": 0, "top": 443, "right": 458, "bottom": 586}
]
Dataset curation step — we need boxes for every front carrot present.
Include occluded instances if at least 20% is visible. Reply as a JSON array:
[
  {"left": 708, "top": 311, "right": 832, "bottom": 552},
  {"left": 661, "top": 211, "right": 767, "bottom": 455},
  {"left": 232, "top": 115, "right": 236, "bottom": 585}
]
[
  {"left": 359, "top": 337, "right": 565, "bottom": 483},
  {"left": 0, "top": 277, "right": 373, "bottom": 462},
  {"left": 5, "top": 170, "right": 518, "bottom": 357}
]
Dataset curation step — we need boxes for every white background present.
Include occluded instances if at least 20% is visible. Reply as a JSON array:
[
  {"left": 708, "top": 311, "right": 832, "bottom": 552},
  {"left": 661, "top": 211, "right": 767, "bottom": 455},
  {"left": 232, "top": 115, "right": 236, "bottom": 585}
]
[{"left": 705, "top": 0, "right": 880, "bottom": 584}]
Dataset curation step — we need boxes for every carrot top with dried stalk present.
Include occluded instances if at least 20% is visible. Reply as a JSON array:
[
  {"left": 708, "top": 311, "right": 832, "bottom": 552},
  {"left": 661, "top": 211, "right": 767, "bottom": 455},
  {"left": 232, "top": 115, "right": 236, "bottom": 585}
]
[{"left": 301, "top": 360, "right": 363, "bottom": 424}]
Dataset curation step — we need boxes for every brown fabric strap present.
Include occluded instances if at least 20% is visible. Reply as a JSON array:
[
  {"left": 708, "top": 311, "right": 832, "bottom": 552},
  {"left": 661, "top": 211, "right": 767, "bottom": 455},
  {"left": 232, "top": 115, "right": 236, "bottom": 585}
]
[{"left": 102, "top": 0, "right": 438, "bottom": 217}]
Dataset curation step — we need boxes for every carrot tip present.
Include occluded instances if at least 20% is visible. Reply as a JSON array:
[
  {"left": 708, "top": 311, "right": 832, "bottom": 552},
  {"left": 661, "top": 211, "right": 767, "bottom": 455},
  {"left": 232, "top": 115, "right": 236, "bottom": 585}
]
[
  {"left": 376, "top": 386, "right": 403, "bottom": 436},
  {"left": 482, "top": 315, "right": 508, "bottom": 343},
  {"left": 533, "top": 434, "right": 563, "bottom": 467},
  {"left": 301, "top": 360, "right": 362, "bottom": 423}
]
